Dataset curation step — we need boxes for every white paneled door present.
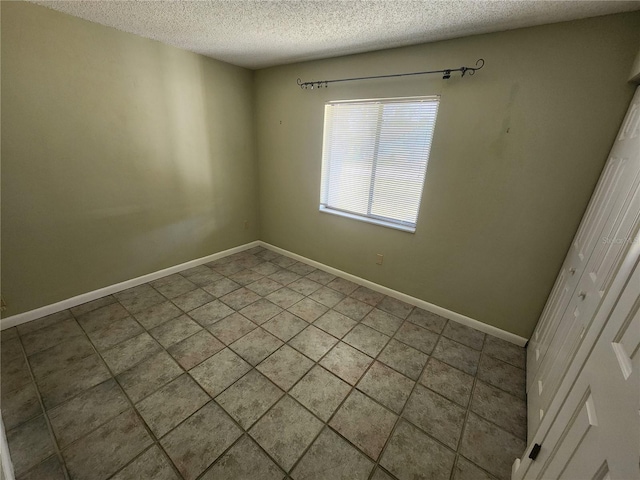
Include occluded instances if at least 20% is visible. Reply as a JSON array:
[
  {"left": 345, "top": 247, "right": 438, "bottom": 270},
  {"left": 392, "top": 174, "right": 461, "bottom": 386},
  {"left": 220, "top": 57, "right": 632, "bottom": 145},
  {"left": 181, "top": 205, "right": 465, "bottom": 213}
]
[{"left": 526, "top": 86, "right": 640, "bottom": 440}]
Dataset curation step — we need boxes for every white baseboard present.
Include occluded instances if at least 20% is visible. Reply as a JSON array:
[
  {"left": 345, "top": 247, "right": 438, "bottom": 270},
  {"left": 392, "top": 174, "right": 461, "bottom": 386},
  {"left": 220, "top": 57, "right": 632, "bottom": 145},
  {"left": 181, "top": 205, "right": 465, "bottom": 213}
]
[
  {"left": 1, "top": 239, "right": 528, "bottom": 346},
  {"left": 259, "top": 241, "right": 528, "bottom": 346},
  {"left": 0, "top": 241, "right": 261, "bottom": 331}
]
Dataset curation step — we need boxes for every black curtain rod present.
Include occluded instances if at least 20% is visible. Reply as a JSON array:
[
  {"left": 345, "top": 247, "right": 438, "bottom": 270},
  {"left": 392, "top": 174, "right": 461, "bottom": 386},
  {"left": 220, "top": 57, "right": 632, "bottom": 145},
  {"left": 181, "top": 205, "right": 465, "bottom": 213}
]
[{"left": 297, "top": 58, "right": 484, "bottom": 90}]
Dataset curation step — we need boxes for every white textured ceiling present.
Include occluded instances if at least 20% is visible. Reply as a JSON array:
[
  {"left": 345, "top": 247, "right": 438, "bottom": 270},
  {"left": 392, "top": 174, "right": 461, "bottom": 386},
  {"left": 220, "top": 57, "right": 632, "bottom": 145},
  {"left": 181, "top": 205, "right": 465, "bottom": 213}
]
[{"left": 32, "top": 1, "right": 640, "bottom": 69}]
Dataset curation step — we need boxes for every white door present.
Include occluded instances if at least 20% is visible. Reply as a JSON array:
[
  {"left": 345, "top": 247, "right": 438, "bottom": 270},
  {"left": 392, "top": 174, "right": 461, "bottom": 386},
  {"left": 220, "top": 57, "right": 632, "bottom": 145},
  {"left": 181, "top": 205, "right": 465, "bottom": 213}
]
[
  {"left": 515, "top": 251, "right": 640, "bottom": 480},
  {"left": 527, "top": 86, "right": 640, "bottom": 439}
]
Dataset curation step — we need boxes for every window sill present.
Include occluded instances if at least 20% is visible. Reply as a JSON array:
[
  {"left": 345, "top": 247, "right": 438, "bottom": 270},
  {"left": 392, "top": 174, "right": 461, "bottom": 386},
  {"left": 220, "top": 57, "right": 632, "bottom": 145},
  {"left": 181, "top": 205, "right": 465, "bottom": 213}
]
[{"left": 319, "top": 206, "right": 416, "bottom": 233}]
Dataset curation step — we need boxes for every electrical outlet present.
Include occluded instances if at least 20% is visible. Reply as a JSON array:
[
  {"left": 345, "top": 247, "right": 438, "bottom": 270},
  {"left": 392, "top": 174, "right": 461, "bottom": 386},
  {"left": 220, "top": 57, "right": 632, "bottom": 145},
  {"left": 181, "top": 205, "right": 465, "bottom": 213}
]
[{"left": 376, "top": 254, "right": 384, "bottom": 265}]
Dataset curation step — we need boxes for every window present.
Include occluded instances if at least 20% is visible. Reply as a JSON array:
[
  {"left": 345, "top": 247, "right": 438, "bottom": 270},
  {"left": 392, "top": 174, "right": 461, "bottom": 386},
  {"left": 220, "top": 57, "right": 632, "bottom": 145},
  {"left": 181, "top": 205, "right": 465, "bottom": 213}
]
[{"left": 319, "top": 96, "right": 439, "bottom": 233}]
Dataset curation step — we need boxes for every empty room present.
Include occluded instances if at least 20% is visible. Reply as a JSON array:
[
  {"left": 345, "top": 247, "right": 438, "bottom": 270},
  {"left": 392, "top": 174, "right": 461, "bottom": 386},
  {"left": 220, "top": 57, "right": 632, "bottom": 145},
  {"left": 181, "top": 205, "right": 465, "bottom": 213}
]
[{"left": 1, "top": 1, "right": 639, "bottom": 479}]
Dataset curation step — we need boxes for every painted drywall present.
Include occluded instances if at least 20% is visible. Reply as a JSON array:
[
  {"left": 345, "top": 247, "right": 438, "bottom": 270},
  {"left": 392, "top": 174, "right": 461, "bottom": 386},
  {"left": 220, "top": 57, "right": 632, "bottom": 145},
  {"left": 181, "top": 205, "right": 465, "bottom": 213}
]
[
  {"left": 255, "top": 12, "right": 640, "bottom": 338},
  {"left": 1, "top": 2, "right": 259, "bottom": 317},
  {"left": 630, "top": 46, "right": 640, "bottom": 82}
]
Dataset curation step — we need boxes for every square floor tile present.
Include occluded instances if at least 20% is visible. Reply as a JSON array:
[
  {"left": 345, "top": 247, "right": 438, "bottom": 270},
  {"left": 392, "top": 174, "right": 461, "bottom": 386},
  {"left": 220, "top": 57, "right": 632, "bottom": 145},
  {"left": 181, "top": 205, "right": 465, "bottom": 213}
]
[
  {"left": 186, "top": 270, "right": 224, "bottom": 288},
  {"left": 102, "top": 332, "right": 162, "bottom": 375},
  {"left": 229, "top": 269, "right": 264, "bottom": 286},
  {"left": 483, "top": 335, "right": 526, "bottom": 369},
  {"left": 459, "top": 413, "right": 526, "bottom": 480},
  {"left": 207, "top": 312, "right": 257, "bottom": 345},
  {"left": 115, "top": 284, "right": 165, "bottom": 314},
  {"left": 1, "top": 382, "right": 41, "bottom": 430},
  {"left": 49, "top": 379, "right": 129, "bottom": 448},
  {"left": 380, "top": 419, "right": 455, "bottom": 480},
  {"left": 161, "top": 402, "right": 242, "bottom": 480},
  {"left": 116, "top": 351, "right": 183, "bottom": 403},
  {"left": 76, "top": 303, "right": 129, "bottom": 334},
  {"left": 326, "top": 277, "right": 359, "bottom": 295},
  {"left": 350, "top": 286, "right": 385, "bottom": 306},
  {"left": 250, "top": 396, "right": 323, "bottom": 472},
  {"left": 263, "top": 312, "right": 308, "bottom": 341},
  {"left": 377, "top": 297, "right": 413, "bottom": 319},
  {"left": 167, "top": 330, "right": 224, "bottom": 370},
  {"left": 442, "top": 321, "right": 485, "bottom": 350},
  {"left": 290, "top": 366, "right": 351, "bottom": 421},
  {"left": 453, "top": 456, "right": 497, "bottom": 480},
  {"left": 200, "top": 435, "right": 284, "bottom": 480},
  {"left": 371, "top": 467, "right": 394, "bottom": 480},
  {"left": 246, "top": 277, "right": 283, "bottom": 296},
  {"left": 148, "top": 315, "right": 201, "bottom": 348},
  {"left": 393, "top": 322, "right": 438, "bottom": 354},
  {"left": 291, "top": 427, "right": 374, "bottom": 480},
  {"left": 334, "top": 297, "right": 373, "bottom": 321},
  {"left": 320, "top": 342, "right": 373, "bottom": 385},
  {"left": 211, "top": 261, "right": 245, "bottom": 277},
  {"left": 269, "top": 269, "right": 301, "bottom": 286},
  {"left": 362, "top": 309, "right": 404, "bottom": 336},
  {"left": 257, "top": 345, "right": 314, "bottom": 390},
  {"left": 313, "top": 310, "right": 357, "bottom": 338},
  {"left": 171, "top": 288, "right": 214, "bottom": 312},
  {"left": 357, "top": 361, "right": 414, "bottom": 414},
  {"left": 7, "top": 415, "right": 56, "bottom": 475},
  {"left": 133, "top": 301, "right": 183, "bottom": 330},
  {"left": 16, "top": 455, "right": 66, "bottom": 480},
  {"left": 215, "top": 370, "right": 283, "bottom": 429},
  {"left": 70, "top": 297, "right": 116, "bottom": 318},
  {"left": 87, "top": 316, "right": 144, "bottom": 351},
  {"left": 378, "top": 339, "right": 429, "bottom": 381},
  {"left": 470, "top": 381, "right": 526, "bottom": 439},
  {"left": 136, "top": 374, "right": 210, "bottom": 437},
  {"left": 269, "top": 255, "right": 296, "bottom": 268},
  {"left": 28, "top": 335, "right": 95, "bottom": 380},
  {"left": 239, "top": 298, "right": 283, "bottom": 325},
  {"left": 189, "top": 348, "right": 251, "bottom": 397},
  {"left": 203, "top": 278, "right": 241, "bottom": 298},
  {"left": 329, "top": 390, "right": 397, "bottom": 460},
  {"left": 343, "top": 324, "right": 390, "bottom": 357},
  {"left": 154, "top": 277, "right": 197, "bottom": 299},
  {"left": 21, "top": 318, "right": 84, "bottom": 356},
  {"left": 250, "top": 261, "right": 281, "bottom": 276},
  {"left": 289, "top": 325, "right": 338, "bottom": 361},
  {"left": 111, "top": 446, "right": 179, "bottom": 480},
  {"left": 229, "top": 328, "right": 283, "bottom": 366},
  {"left": 288, "top": 277, "right": 322, "bottom": 296},
  {"left": 420, "top": 358, "right": 474, "bottom": 407},
  {"left": 1, "top": 337, "right": 23, "bottom": 364},
  {"left": 305, "top": 270, "right": 336, "bottom": 285},
  {"left": 403, "top": 384, "right": 465, "bottom": 449},
  {"left": 219, "top": 288, "right": 261, "bottom": 310},
  {"left": 189, "top": 300, "right": 235, "bottom": 328},
  {"left": 266, "top": 288, "right": 305, "bottom": 309},
  {"left": 63, "top": 409, "right": 152, "bottom": 480},
  {"left": 477, "top": 354, "right": 525, "bottom": 399},
  {"left": 15, "top": 310, "right": 65, "bottom": 335},
  {"left": 150, "top": 274, "right": 183, "bottom": 288},
  {"left": 2, "top": 356, "right": 32, "bottom": 395},
  {"left": 432, "top": 336, "right": 480, "bottom": 375},
  {"left": 287, "top": 261, "right": 317, "bottom": 276},
  {"left": 287, "top": 298, "right": 328, "bottom": 323},
  {"left": 309, "top": 286, "right": 345, "bottom": 308},
  {"left": 406, "top": 308, "right": 447, "bottom": 334},
  {"left": 37, "top": 354, "right": 111, "bottom": 409}
]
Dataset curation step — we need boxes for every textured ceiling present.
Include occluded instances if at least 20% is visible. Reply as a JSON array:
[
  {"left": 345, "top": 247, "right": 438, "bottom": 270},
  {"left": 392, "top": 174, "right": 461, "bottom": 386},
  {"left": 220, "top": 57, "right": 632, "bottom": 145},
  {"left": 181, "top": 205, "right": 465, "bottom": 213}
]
[{"left": 32, "top": 1, "right": 640, "bottom": 69}]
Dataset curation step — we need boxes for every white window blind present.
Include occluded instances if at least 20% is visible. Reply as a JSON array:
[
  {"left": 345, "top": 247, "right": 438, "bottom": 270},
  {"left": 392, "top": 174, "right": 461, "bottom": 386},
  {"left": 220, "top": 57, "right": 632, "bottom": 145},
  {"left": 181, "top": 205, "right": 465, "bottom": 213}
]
[{"left": 320, "top": 96, "right": 439, "bottom": 233}]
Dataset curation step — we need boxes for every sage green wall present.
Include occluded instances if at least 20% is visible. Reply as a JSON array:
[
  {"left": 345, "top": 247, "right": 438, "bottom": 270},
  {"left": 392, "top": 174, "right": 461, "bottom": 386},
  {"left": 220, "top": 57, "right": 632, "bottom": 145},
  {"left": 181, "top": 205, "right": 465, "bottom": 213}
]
[
  {"left": 255, "top": 12, "right": 640, "bottom": 338},
  {"left": 1, "top": 2, "right": 259, "bottom": 317}
]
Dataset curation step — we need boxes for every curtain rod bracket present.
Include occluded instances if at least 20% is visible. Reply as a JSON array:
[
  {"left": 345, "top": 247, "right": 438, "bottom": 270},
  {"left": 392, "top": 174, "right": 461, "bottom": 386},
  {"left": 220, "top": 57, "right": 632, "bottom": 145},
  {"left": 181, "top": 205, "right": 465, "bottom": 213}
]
[{"left": 297, "top": 58, "right": 484, "bottom": 90}]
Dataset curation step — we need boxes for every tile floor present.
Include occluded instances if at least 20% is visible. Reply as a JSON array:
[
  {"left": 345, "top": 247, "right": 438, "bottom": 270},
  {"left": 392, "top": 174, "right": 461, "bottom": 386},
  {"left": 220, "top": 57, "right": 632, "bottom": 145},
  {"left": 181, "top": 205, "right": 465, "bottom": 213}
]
[{"left": 0, "top": 246, "right": 527, "bottom": 480}]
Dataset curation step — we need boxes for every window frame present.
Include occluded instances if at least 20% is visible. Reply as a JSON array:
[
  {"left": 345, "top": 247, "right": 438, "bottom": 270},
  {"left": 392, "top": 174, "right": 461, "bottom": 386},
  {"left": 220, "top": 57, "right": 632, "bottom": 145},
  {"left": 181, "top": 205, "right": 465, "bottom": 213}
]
[{"left": 319, "top": 95, "right": 440, "bottom": 233}]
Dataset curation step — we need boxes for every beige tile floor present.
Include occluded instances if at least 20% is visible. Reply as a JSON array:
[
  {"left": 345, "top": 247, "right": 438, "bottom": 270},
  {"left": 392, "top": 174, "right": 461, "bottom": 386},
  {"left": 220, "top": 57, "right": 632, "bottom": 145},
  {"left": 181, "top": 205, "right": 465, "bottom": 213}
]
[{"left": 0, "top": 246, "right": 527, "bottom": 480}]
